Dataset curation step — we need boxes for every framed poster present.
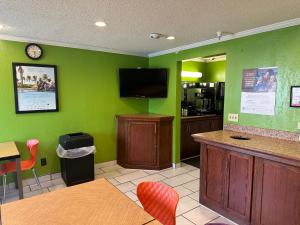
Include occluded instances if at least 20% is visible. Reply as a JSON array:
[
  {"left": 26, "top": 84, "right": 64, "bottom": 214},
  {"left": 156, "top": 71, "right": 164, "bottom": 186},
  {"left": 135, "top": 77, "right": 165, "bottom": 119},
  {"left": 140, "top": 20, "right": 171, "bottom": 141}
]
[
  {"left": 240, "top": 67, "right": 278, "bottom": 115},
  {"left": 12, "top": 63, "right": 58, "bottom": 113},
  {"left": 290, "top": 86, "right": 300, "bottom": 107}
]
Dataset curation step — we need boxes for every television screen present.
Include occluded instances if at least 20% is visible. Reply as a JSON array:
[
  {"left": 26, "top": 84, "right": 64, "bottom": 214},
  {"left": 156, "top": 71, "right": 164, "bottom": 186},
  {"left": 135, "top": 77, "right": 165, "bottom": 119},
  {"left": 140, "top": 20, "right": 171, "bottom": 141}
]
[{"left": 119, "top": 68, "right": 168, "bottom": 98}]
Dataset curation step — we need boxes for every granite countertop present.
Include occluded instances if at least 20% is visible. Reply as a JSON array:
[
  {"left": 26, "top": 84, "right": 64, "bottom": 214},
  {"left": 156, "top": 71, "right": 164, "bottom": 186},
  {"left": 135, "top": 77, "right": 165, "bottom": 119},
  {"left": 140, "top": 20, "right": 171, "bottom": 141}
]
[{"left": 192, "top": 130, "right": 300, "bottom": 165}]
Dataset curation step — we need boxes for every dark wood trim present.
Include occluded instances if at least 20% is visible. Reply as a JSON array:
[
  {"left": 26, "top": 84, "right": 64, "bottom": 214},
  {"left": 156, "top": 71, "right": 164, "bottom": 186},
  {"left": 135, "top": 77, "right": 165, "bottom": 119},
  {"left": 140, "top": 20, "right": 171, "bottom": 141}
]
[
  {"left": 181, "top": 114, "right": 223, "bottom": 121},
  {"left": 116, "top": 114, "right": 174, "bottom": 122}
]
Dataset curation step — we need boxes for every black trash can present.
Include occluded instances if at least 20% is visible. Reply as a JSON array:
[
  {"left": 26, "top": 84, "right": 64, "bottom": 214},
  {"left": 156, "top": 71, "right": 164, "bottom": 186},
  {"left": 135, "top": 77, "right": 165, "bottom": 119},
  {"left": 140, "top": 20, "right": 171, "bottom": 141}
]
[{"left": 59, "top": 132, "right": 95, "bottom": 186}]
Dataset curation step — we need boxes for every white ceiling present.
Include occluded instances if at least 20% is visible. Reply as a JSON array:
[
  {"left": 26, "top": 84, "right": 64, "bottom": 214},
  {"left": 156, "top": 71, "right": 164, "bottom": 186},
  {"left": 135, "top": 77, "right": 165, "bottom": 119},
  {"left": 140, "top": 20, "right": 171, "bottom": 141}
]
[{"left": 0, "top": 0, "right": 300, "bottom": 56}]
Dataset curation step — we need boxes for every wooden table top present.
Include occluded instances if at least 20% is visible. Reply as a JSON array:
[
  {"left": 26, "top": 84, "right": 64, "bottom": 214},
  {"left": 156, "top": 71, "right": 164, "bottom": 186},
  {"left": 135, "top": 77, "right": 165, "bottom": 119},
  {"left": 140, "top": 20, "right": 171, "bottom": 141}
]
[
  {"left": 1, "top": 179, "right": 161, "bottom": 225},
  {"left": 0, "top": 142, "right": 20, "bottom": 160}
]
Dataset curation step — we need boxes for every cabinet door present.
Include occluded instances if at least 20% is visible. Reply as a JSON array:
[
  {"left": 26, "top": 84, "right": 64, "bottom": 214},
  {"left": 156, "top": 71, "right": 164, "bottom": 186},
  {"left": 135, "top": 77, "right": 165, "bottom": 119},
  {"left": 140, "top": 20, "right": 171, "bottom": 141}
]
[
  {"left": 224, "top": 152, "right": 253, "bottom": 222},
  {"left": 252, "top": 158, "right": 300, "bottom": 225},
  {"left": 200, "top": 144, "right": 227, "bottom": 209},
  {"left": 181, "top": 119, "right": 211, "bottom": 159},
  {"left": 127, "top": 122, "right": 157, "bottom": 166},
  {"left": 185, "top": 121, "right": 202, "bottom": 158},
  {"left": 180, "top": 120, "right": 191, "bottom": 159},
  {"left": 210, "top": 117, "right": 223, "bottom": 131}
]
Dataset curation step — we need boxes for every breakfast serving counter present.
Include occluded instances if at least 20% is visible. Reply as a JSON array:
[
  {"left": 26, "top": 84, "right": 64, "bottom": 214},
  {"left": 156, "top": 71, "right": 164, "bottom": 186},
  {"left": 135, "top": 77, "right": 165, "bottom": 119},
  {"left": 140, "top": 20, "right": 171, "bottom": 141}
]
[{"left": 192, "top": 130, "right": 300, "bottom": 225}]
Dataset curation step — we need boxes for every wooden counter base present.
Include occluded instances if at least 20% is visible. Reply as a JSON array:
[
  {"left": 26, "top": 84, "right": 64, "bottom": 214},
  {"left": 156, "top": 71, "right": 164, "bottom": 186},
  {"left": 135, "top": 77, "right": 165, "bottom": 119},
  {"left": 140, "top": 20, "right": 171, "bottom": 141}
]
[{"left": 193, "top": 131, "right": 300, "bottom": 225}]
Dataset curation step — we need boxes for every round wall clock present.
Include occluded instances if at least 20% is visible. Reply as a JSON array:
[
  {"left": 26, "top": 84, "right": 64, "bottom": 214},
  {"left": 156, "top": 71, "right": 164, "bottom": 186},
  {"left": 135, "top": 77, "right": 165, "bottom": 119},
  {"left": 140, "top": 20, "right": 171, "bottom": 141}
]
[{"left": 25, "top": 43, "right": 43, "bottom": 60}]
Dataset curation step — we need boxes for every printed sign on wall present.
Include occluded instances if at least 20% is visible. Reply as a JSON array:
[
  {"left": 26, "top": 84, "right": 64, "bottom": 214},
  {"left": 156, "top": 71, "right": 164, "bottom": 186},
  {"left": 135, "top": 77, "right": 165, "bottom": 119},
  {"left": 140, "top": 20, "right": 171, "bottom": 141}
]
[{"left": 240, "top": 67, "right": 278, "bottom": 115}]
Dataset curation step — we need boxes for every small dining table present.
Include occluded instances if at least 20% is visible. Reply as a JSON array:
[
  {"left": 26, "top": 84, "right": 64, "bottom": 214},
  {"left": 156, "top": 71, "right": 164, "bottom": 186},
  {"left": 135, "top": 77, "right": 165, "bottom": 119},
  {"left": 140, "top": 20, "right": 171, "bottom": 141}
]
[
  {"left": 0, "top": 142, "right": 23, "bottom": 199},
  {"left": 1, "top": 178, "right": 162, "bottom": 225}
]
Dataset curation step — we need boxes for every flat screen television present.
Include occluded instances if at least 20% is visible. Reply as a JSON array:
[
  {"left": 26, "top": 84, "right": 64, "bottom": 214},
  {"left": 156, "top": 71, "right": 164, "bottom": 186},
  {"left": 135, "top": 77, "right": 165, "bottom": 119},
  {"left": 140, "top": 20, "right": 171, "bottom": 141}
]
[{"left": 119, "top": 68, "right": 168, "bottom": 98}]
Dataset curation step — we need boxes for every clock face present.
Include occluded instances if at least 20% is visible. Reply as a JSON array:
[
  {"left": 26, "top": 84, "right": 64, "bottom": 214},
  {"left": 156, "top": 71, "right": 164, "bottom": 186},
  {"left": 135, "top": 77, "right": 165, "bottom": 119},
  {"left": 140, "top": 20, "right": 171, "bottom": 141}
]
[{"left": 25, "top": 43, "right": 43, "bottom": 59}]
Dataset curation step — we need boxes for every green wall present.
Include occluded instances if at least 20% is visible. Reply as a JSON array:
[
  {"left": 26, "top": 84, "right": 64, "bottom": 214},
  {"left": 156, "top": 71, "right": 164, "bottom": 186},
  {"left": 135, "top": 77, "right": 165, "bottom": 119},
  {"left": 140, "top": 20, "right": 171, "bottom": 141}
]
[
  {"left": 181, "top": 60, "right": 226, "bottom": 82},
  {"left": 205, "top": 61, "right": 226, "bottom": 82},
  {"left": 0, "top": 40, "right": 148, "bottom": 178},
  {"left": 149, "top": 25, "right": 300, "bottom": 163}
]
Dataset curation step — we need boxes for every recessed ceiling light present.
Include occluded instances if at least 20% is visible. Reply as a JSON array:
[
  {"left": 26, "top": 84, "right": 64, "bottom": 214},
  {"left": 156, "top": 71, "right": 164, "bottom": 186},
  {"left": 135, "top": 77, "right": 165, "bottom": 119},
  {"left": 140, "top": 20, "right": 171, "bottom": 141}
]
[
  {"left": 166, "top": 36, "right": 175, "bottom": 40},
  {"left": 0, "top": 24, "right": 4, "bottom": 30},
  {"left": 95, "top": 21, "right": 107, "bottom": 27}
]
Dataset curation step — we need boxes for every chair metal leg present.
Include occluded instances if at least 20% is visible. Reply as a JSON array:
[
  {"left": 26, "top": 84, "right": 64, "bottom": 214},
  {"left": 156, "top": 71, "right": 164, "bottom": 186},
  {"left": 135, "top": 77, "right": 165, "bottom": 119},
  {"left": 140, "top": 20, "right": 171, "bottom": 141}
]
[
  {"left": 32, "top": 168, "right": 42, "bottom": 189},
  {"left": 3, "top": 174, "right": 7, "bottom": 203}
]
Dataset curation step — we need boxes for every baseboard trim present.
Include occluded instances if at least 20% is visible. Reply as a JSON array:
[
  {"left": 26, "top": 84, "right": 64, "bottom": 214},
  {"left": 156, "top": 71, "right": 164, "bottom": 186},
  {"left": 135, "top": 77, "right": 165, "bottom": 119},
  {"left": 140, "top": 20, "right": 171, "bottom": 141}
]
[{"left": 172, "top": 162, "right": 181, "bottom": 169}]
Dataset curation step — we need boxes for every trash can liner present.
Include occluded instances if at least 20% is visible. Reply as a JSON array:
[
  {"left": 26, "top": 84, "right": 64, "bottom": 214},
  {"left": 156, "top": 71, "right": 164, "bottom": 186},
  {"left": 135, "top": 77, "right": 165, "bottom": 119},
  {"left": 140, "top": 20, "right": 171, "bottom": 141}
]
[{"left": 56, "top": 144, "right": 96, "bottom": 159}]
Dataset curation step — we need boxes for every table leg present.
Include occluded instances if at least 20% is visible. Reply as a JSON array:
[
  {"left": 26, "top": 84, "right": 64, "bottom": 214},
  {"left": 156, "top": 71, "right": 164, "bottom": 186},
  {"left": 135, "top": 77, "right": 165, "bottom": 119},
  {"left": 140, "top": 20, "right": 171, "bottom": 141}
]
[
  {"left": 15, "top": 158, "right": 24, "bottom": 199},
  {"left": 14, "top": 172, "right": 18, "bottom": 189}
]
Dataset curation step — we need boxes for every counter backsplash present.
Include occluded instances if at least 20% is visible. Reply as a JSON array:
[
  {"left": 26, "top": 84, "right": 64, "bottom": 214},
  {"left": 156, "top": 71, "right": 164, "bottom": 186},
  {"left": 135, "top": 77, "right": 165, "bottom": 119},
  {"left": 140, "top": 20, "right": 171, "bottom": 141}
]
[{"left": 224, "top": 124, "right": 299, "bottom": 142}]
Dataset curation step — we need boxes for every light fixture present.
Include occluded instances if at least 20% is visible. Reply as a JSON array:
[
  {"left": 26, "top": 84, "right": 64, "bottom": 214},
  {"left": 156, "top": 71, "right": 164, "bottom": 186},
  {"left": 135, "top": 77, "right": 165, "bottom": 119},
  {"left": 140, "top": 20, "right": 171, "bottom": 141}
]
[
  {"left": 149, "top": 33, "right": 162, "bottom": 39},
  {"left": 149, "top": 33, "right": 175, "bottom": 40},
  {"left": 0, "top": 24, "right": 4, "bottom": 30},
  {"left": 181, "top": 71, "right": 202, "bottom": 78},
  {"left": 216, "top": 31, "right": 233, "bottom": 40},
  {"left": 95, "top": 21, "right": 107, "bottom": 27},
  {"left": 166, "top": 36, "right": 175, "bottom": 40}
]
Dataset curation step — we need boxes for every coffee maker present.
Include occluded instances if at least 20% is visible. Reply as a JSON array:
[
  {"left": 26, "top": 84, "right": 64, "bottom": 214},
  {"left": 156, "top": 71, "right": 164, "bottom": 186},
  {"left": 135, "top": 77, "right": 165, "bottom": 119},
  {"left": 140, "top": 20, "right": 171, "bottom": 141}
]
[{"left": 181, "top": 82, "right": 225, "bottom": 116}]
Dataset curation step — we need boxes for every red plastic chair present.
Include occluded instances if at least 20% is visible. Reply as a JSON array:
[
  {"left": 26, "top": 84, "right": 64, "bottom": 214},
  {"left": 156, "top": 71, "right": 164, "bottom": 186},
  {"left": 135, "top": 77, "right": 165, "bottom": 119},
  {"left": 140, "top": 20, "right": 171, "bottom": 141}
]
[
  {"left": 137, "top": 182, "right": 179, "bottom": 225},
  {"left": 0, "top": 139, "right": 42, "bottom": 202}
]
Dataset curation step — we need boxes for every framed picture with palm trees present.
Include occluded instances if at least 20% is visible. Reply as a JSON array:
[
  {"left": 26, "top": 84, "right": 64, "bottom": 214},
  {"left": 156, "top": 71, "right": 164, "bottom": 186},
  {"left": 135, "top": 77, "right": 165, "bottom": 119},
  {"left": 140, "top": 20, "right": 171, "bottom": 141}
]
[{"left": 12, "top": 63, "right": 58, "bottom": 113}]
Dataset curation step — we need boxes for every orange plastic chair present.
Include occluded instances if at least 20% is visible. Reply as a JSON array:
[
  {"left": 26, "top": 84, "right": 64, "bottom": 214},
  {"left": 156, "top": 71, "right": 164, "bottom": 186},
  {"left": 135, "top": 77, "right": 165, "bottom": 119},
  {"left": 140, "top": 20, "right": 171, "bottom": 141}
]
[
  {"left": 0, "top": 139, "right": 42, "bottom": 202},
  {"left": 137, "top": 181, "right": 179, "bottom": 225}
]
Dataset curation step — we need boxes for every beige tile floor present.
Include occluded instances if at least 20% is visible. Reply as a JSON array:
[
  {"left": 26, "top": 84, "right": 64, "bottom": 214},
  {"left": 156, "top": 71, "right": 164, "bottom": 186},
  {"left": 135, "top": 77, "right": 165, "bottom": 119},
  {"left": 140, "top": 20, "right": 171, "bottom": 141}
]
[{"left": 2, "top": 162, "right": 237, "bottom": 225}]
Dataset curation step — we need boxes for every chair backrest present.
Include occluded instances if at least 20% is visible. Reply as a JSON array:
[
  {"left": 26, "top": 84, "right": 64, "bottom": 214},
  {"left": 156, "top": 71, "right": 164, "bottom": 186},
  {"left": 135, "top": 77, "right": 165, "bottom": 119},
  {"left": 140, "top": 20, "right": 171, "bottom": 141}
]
[
  {"left": 137, "top": 182, "right": 179, "bottom": 225},
  {"left": 26, "top": 139, "right": 39, "bottom": 167}
]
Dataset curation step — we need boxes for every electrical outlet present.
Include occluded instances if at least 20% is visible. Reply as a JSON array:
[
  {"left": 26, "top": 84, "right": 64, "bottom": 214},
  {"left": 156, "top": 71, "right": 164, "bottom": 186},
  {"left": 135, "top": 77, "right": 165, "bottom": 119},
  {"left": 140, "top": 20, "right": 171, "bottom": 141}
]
[
  {"left": 228, "top": 113, "right": 239, "bottom": 122},
  {"left": 41, "top": 158, "right": 47, "bottom": 166},
  {"left": 298, "top": 122, "right": 300, "bottom": 130}
]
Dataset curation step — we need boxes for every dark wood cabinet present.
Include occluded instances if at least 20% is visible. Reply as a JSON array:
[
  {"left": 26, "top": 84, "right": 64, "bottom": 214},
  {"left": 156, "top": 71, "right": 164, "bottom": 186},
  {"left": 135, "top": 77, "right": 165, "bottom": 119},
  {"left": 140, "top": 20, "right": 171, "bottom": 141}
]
[
  {"left": 200, "top": 144, "right": 253, "bottom": 225},
  {"left": 224, "top": 151, "right": 253, "bottom": 223},
  {"left": 252, "top": 158, "right": 300, "bottom": 225},
  {"left": 200, "top": 145, "right": 227, "bottom": 209},
  {"left": 127, "top": 121, "right": 157, "bottom": 166},
  {"left": 181, "top": 115, "right": 223, "bottom": 159},
  {"left": 194, "top": 131, "right": 300, "bottom": 225},
  {"left": 117, "top": 114, "right": 173, "bottom": 170}
]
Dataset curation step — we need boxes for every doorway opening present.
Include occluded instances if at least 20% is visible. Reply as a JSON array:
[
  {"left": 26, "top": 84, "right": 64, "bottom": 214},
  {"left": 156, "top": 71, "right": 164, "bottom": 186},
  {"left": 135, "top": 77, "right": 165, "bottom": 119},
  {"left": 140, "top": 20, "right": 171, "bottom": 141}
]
[{"left": 180, "top": 54, "right": 226, "bottom": 168}]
